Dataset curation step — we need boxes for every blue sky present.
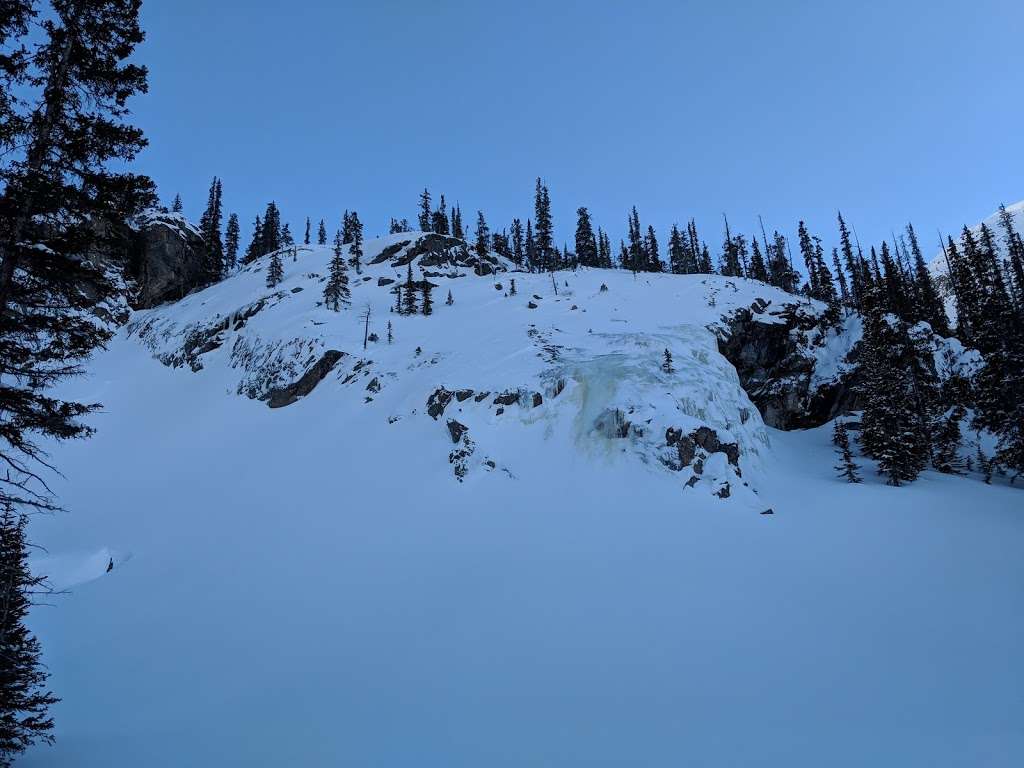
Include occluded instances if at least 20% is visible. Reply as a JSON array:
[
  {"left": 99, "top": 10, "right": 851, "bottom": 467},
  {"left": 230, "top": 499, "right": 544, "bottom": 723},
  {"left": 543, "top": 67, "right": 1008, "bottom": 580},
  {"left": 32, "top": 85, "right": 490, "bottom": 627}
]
[{"left": 134, "top": 0, "right": 1023, "bottom": 257}]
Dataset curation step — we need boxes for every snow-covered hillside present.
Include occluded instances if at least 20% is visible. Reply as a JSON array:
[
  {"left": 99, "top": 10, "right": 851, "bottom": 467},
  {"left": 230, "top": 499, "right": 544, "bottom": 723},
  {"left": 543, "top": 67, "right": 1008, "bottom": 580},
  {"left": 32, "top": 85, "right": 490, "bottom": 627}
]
[{"left": 23, "top": 233, "right": 1024, "bottom": 767}]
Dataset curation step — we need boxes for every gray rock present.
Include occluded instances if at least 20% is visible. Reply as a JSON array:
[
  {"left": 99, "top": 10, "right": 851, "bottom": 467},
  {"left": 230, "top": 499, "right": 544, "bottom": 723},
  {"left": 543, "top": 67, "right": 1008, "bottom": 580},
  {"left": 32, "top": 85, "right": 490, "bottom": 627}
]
[
  {"left": 447, "top": 419, "right": 468, "bottom": 443},
  {"left": 267, "top": 350, "right": 344, "bottom": 408},
  {"left": 426, "top": 387, "right": 455, "bottom": 420}
]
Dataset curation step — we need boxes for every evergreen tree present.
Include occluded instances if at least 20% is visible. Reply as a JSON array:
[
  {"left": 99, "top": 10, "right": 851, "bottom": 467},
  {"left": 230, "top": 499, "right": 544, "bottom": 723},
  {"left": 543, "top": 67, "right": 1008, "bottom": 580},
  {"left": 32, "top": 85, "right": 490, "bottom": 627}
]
[
  {"left": 509, "top": 278, "right": 517, "bottom": 296},
  {"left": 474, "top": 210, "right": 489, "bottom": 260},
  {"left": 748, "top": 236, "right": 769, "bottom": 283},
  {"left": 171, "top": 193, "right": 183, "bottom": 213},
  {"left": 768, "top": 231, "right": 798, "bottom": 291},
  {"left": 857, "top": 289, "right": 930, "bottom": 485},
  {"left": 402, "top": 265, "right": 418, "bottom": 315},
  {"left": 421, "top": 280, "right": 433, "bottom": 316},
  {"left": 0, "top": 0, "right": 152, "bottom": 527},
  {"left": 323, "top": 229, "right": 350, "bottom": 310},
  {"left": 598, "top": 229, "right": 612, "bottom": 268},
  {"left": 452, "top": 204, "right": 464, "bottom": 240},
  {"left": 347, "top": 211, "right": 363, "bottom": 274},
  {"left": 243, "top": 214, "right": 262, "bottom": 264},
  {"left": 832, "top": 420, "right": 862, "bottom": 483},
  {"left": 199, "top": 177, "right": 224, "bottom": 283},
  {"left": 510, "top": 218, "right": 524, "bottom": 267},
  {"left": 720, "top": 216, "right": 742, "bottom": 277},
  {"left": 446, "top": 289, "right": 453, "bottom": 306},
  {"left": 266, "top": 248, "right": 284, "bottom": 288},
  {"left": 317, "top": 219, "right": 327, "bottom": 245},
  {"left": 341, "top": 210, "right": 353, "bottom": 244},
  {"left": 837, "top": 212, "right": 861, "bottom": 308},
  {"left": 260, "top": 201, "right": 282, "bottom": 254},
  {"left": 661, "top": 349, "right": 674, "bottom": 374},
  {"left": 831, "top": 247, "right": 849, "bottom": 305},
  {"left": 626, "top": 207, "right": 644, "bottom": 273},
  {"left": 224, "top": 213, "right": 240, "bottom": 273},
  {"left": 303, "top": 217, "right": 311, "bottom": 245},
  {"left": 431, "top": 194, "right": 449, "bottom": 235},
  {"left": 575, "top": 207, "right": 598, "bottom": 268},
  {"left": 525, "top": 219, "right": 536, "bottom": 271},
  {"left": 0, "top": 505, "right": 59, "bottom": 764},
  {"left": 906, "top": 223, "right": 948, "bottom": 334},
  {"left": 997, "top": 204, "right": 1024, "bottom": 306},
  {"left": 387, "top": 321, "right": 393, "bottom": 344},
  {"left": 418, "top": 188, "right": 432, "bottom": 232},
  {"left": 534, "top": 178, "right": 554, "bottom": 271},
  {"left": 645, "top": 225, "right": 663, "bottom": 272},
  {"left": 932, "top": 406, "right": 965, "bottom": 474}
]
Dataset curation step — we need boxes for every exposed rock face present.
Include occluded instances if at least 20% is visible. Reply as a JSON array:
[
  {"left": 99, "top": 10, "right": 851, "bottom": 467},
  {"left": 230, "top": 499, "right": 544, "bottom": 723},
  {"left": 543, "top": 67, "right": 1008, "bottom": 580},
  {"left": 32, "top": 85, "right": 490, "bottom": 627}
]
[
  {"left": 371, "top": 232, "right": 507, "bottom": 274},
  {"left": 717, "top": 302, "right": 859, "bottom": 429},
  {"left": 126, "top": 211, "right": 210, "bottom": 308},
  {"left": 268, "top": 350, "right": 344, "bottom": 408}
]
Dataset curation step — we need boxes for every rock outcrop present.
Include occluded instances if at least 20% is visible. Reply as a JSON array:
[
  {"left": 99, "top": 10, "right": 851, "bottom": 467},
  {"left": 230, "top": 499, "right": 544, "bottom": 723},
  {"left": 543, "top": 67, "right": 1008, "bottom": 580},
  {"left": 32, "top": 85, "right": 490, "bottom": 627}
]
[{"left": 126, "top": 211, "right": 210, "bottom": 308}]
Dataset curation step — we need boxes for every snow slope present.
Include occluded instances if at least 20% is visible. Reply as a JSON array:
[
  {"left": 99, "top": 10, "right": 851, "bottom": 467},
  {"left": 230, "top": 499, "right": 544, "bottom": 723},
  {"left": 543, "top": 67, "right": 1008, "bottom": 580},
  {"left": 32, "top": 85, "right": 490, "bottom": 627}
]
[{"left": 22, "top": 234, "right": 1024, "bottom": 766}]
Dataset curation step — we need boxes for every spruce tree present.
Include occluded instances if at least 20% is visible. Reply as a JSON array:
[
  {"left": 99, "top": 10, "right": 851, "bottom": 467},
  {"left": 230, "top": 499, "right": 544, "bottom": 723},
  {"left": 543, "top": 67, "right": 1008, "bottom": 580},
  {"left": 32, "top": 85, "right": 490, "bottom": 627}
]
[
  {"left": 626, "top": 207, "right": 644, "bottom": 273},
  {"left": 323, "top": 229, "right": 350, "bottom": 310},
  {"left": 661, "top": 349, "right": 674, "bottom": 374},
  {"left": 317, "top": 218, "right": 327, "bottom": 245},
  {"left": 304, "top": 217, "right": 311, "bottom": 245},
  {"left": 525, "top": 219, "right": 536, "bottom": 271},
  {"left": 645, "top": 225, "right": 663, "bottom": 272},
  {"left": 224, "top": 213, "right": 240, "bottom": 273},
  {"left": 418, "top": 188, "right": 431, "bottom": 232},
  {"left": 446, "top": 289, "right": 453, "bottom": 306},
  {"left": 534, "top": 178, "right": 553, "bottom": 271},
  {"left": 171, "top": 193, "right": 183, "bottom": 213},
  {"left": 574, "top": 207, "right": 597, "bottom": 268},
  {"left": 837, "top": 212, "right": 861, "bottom": 308},
  {"left": 260, "top": 202, "right": 282, "bottom": 254},
  {"left": 474, "top": 210, "right": 489, "bottom": 260},
  {"left": 510, "top": 218, "right": 524, "bottom": 267},
  {"left": 857, "top": 289, "right": 929, "bottom": 485},
  {"left": 198, "top": 177, "right": 224, "bottom": 283},
  {"left": 997, "top": 204, "right": 1024, "bottom": 306},
  {"left": 402, "top": 265, "right": 418, "bottom": 315},
  {"left": 832, "top": 420, "right": 862, "bottom": 483},
  {"left": 748, "top": 236, "right": 769, "bottom": 283},
  {"left": 431, "top": 194, "right": 449, "bottom": 235},
  {"left": 668, "top": 224, "right": 685, "bottom": 274},
  {"left": 831, "top": 247, "right": 849, "bottom": 305},
  {"left": 0, "top": 0, "right": 152, "bottom": 520},
  {"left": 266, "top": 248, "right": 284, "bottom": 288},
  {"left": 452, "top": 204, "right": 464, "bottom": 240},
  {"left": 243, "top": 214, "right": 262, "bottom": 264},
  {"left": 906, "top": 223, "right": 948, "bottom": 334},
  {"left": 0, "top": 505, "right": 59, "bottom": 763},
  {"left": 421, "top": 281, "right": 433, "bottom": 316},
  {"left": 347, "top": 211, "right": 363, "bottom": 274}
]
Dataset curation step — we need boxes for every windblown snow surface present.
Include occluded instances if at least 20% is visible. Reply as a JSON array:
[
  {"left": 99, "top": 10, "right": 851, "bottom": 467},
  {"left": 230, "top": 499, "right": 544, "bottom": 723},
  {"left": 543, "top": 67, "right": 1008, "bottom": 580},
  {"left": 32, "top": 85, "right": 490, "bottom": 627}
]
[{"left": 24, "top": 234, "right": 1024, "bottom": 766}]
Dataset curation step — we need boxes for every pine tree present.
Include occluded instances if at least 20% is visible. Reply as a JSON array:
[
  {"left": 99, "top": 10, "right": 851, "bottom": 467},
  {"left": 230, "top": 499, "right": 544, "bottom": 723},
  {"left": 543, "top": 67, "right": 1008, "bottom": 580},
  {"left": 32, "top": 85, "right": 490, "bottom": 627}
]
[
  {"left": 323, "top": 229, "right": 350, "bottom": 311},
  {"left": 452, "top": 205, "right": 464, "bottom": 240},
  {"left": 387, "top": 321, "right": 393, "bottom": 344},
  {"left": 446, "top": 289, "right": 453, "bottom": 306},
  {"left": 418, "top": 188, "right": 432, "bottom": 232},
  {"left": 668, "top": 224, "right": 686, "bottom": 274},
  {"left": 421, "top": 280, "right": 433, "bottom": 316},
  {"left": 243, "top": 214, "right": 262, "bottom": 264},
  {"left": 661, "top": 349, "right": 674, "bottom": 374},
  {"left": 347, "top": 211, "right": 363, "bottom": 274},
  {"left": 261, "top": 202, "right": 282, "bottom": 254},
  {"left": 224, "top": 213, "right": 240, "bottom": 273},
  {"left": 474, "top": 210, "right": 489, "bottom": 260},
  {"left": 626, "top": 207, "right": 644, "bottom": 273},
  {"left": 171, "top": 193, "right": 183, "bottom": 213},
  {"left": 0, "top": 505, "right": 59, "bottom": 764},
  {"left": 266, "top": 249, "right": 284, "bottom": 288},
  {"left": 575, "top": 207, "right": 598, "bottom": 268},
  {"left": 525, "top": 219, "right": 536, "bottom": 271},
  {"left": 906, "top": 223, "right": 948, "bottom": 334},
  {"left": 997, "top": 204, "right": 1024, "bottom": 306},
  {"left": 857, "top": 289, "right": 929, "bottom": 485},
  {"left": 534, "top": 178, "right": 554, "bottom": 271},
  {"left": 317, "top": 219, "right": 327, "bottom": 245},
  {"left": 837, "top": 212, "right": 861, "bottom": 308},
  {"left": 831, "top": 247, "right": 849, "bottom": 305},
  {"left": 832, "top": 420, "right": 862, "bottom": 483},
  {"left": 748, "top": 236, "right": 769, "bottom": 283},
  {"left": 645, "top": 225, "right": 663, "bottom": 272},
  {"left": 402, "top": 265, "right": 418, "bottom": 315},
  {"left": 341, "top": 210, "right": 353, "bottom": 244},
  {"left": 721, "top": 216, "right": 742, "bottom": 277},
  {"left": 304, "top": 217, "right": 311, "bottom": 245},
  {"left": 509, "top": 278, "right": 517, "bottom": 296},
  {"left": 0, "top": 0, "right": 152, "bottom": 522},
  {"left": 431, "top": 194, "right": 449, "bottom": 235},
  {"left": 510, "top": 219, "right": 524, "bottom": 267},
  {"left": 198, "top": 176, "right": 224, "bottom": 283},
  {"left": 932, "top": 406, "right": 965, "bottom": 474}
]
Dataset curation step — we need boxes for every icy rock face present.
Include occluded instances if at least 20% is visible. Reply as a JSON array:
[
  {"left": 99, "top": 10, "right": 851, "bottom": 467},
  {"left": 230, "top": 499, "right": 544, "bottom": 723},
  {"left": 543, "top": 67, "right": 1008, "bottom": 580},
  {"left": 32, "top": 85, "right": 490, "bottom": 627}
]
[{"left": 126, "top": 210, "right": 209, "bottom": 308}]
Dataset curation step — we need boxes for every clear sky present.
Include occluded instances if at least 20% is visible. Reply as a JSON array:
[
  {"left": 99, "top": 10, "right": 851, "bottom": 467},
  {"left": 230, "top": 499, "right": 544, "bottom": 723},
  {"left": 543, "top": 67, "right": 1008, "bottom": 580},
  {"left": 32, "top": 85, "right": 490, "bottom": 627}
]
[{"left": 133, "top": 0, "right": 1023, "bottom": 258}]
